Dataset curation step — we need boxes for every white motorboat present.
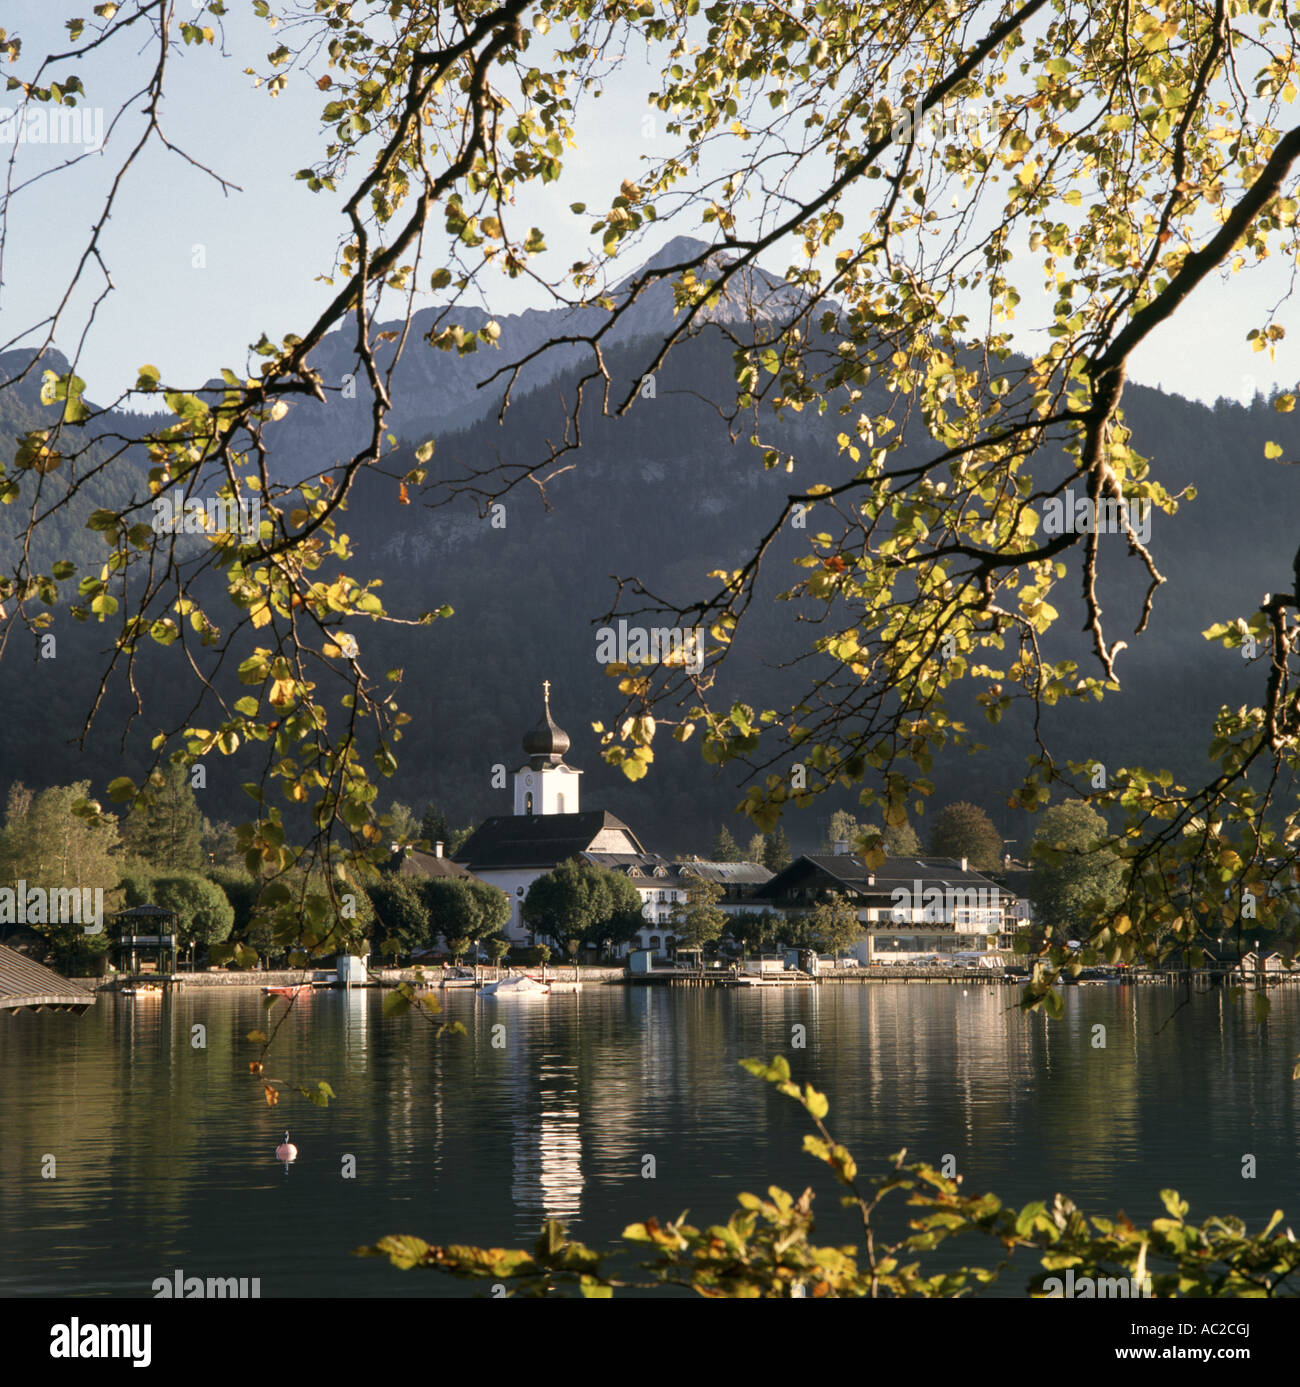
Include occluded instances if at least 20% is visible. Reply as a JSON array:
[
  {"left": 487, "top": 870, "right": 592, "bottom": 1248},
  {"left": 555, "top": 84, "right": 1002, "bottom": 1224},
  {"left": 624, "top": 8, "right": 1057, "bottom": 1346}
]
[{"left": 480, "top": 973, "right": 549, "bottom": 997}]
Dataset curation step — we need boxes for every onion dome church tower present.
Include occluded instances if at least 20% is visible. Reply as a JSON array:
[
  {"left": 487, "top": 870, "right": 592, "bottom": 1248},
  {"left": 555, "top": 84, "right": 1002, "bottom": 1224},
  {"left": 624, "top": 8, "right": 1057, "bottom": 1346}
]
[{"left": 513, "top": 681, "right": 582, "bottom": 817}]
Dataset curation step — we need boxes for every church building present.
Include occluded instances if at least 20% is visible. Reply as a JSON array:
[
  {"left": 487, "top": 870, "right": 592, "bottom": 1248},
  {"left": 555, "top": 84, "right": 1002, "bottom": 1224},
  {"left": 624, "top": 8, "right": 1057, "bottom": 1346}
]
[{"left": 453, "top": 683, "right": 689, "bottom": 950}]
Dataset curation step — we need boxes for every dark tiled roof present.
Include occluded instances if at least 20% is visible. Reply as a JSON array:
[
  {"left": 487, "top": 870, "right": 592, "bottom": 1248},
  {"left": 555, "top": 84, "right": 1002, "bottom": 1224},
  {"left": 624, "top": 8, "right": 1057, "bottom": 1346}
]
[
  {"left": 759, "top": 854, "right": 1003, "bottom": 899},
  {"left": 455, "top": 811, "right": 645, "bottom": 870},
  {"left": 386, "top": 847, "right": 477, "bottom": 881},
  {"left": 0, "top": 943, "right": 97, "bottom": 1013},
  {"left": 584, "top": 852, "right": 673, "bottom": 883},
  {"left": 671, "top": 859, "right": 773, "bottom": 885}
]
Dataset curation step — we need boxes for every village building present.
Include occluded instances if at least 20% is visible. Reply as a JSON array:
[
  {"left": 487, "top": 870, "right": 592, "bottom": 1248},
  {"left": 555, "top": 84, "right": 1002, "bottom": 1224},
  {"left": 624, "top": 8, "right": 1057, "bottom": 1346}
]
[
  {"left": 667, "top": 859, "right": 773, "bottom": 916},
  {"left": 757, "top": 843, "right": 1021, "bottom": 962},
  {"left": 454, "top": 683, "right": 728, "bottom": 956},
  {"left": 1240, "top": 950, "right": 1297, "bottom": 975}
]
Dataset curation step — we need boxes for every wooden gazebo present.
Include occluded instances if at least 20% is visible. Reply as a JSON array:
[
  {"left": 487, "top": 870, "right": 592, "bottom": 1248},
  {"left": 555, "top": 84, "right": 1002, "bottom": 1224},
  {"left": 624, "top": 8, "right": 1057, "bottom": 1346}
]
[{"left": 111, "top": 904, "right": 180, "bottom": 975}]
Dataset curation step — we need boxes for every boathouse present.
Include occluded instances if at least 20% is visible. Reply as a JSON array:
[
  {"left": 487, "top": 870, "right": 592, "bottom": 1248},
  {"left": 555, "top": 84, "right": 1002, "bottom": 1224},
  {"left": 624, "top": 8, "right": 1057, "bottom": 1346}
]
[{"left": 0, "top": 943, "right": 97, "bottom": 1014}]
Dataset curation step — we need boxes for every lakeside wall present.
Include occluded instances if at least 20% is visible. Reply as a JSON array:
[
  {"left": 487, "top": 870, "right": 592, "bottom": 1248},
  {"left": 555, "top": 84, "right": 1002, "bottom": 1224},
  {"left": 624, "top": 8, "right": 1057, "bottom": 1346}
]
[{"left": 73, "top": 965, "right": 628, "bottom": 990}]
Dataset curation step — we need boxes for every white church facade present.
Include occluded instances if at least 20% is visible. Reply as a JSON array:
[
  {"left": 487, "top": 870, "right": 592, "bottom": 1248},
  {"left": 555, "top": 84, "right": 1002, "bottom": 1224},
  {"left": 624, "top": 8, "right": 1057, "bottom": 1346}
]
[{"left": 453, "top": 683, "right": 702, "bottom": 953}]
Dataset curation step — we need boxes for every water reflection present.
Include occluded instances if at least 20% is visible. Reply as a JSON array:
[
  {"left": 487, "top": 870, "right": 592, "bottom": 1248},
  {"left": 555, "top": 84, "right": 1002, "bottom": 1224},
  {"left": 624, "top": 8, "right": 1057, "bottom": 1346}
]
[
  {"left": 343, "top": 988, "right": 368, "bottom": 1067},
  {"left": 500, "top": 998, "right": 584, "bottom": 1221},
  {"left": 2, "top": 983, "right": 1300, "bottom": 1296}
]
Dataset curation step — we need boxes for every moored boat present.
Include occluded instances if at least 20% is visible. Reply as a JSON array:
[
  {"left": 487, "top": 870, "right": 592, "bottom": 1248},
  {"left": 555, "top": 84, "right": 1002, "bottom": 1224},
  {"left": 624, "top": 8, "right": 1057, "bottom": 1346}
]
[{"left": 480, "top": 974, "right": 549, "bottom": 997}]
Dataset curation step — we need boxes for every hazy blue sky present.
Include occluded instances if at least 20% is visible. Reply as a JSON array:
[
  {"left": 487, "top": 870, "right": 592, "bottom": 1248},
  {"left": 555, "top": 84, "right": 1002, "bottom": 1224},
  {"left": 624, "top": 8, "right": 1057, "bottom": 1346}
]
[{"left": 2, "top": 1, "right": 1295, "bottom": 411}]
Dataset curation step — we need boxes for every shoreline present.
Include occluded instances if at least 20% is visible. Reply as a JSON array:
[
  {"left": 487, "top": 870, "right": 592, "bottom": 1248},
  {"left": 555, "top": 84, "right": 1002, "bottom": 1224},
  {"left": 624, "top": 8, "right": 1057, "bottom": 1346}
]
[{"left": 67, "top": 964, "right": 1298, "bottom": 992}]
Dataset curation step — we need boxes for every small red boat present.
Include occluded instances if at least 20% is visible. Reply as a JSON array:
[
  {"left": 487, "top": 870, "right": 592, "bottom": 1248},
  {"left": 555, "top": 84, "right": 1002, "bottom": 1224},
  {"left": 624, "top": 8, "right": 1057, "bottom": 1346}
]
[{"left": 262, "top": 984, "right": 309, "bottom": 998}]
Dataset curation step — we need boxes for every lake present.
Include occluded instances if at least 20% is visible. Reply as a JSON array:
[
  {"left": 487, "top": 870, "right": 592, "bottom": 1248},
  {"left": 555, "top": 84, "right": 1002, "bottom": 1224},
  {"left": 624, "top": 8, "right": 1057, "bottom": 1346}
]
[{"left": 2, "top": 981, "right": 1298, "bottom": 1297}]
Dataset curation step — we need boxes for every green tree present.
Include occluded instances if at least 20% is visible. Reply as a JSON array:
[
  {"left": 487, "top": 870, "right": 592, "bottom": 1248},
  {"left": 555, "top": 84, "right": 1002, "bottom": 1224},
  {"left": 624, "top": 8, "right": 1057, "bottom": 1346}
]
[
  {"left": 600, "top": 903, "right": 649, "bottom": 955},
  {"left": 1028, "top": 801, "right": 1124, "bottom": 937},
  {"left": 0, "top": 780, "right": 122, "bottom": 894},
  {"left": 822, "top": 810, "right": 862, "bottom": 853},
  {"left": 328, "top": 871, "right": 376, "bottom": 958},
  {"left": 724, "top": 909, "right": 783, "bottom": 957},
  {"left": 120, "top": 765, "right": 202, "bottom": 873},
  {"left": 118, "top": 871, "right": 153, "bottom": 910},
  {"left": 421, "top": 877, "right": 480, "bottom": 950},
  {"left": 445, "top": 826, "right": 475, "bottom": 856},
  {"left": 805, "top": 895, "right": 865, "bottom": 956},
  {"left": 200, "top": 818, "right": 241, "bottom": 869},
  {"left": 420, "top": 802, "right": 451, "bottom": 849},
  {"left": 207, "top": 867, "right": 258, "bottom": 939},
  {"left": 854, "top": 816, "right": 924, "bottom": 861},
  {"left": 367, "top": 877, "right": 431, "bottom": 953},
  {"left": 523, "top": 858, "right": 644, "bottom": 950},
  {"left": 0, "top": 781, "right": 121, "bottom": 963},
  {"left": 384, "top": 800, "right": 421, "bottom": 847},
  {"left": 207, "top": 867, "right": 283, "bottom": 963},
  {"left": 447, "top": 936, "right": 470, "bottom": 965},
  {"left": 671, "top": 872, "right": 727, "bottom": 949},
  {"left": 762, "top": 827, "right": 792, "bottom": 873},
  {"left": 745, "top": 834, "right": 767, "bottom": 866},
  {"left": 485, "top": 934, "right": 510, "bottom": 967},
  {"left": 822, "top": 811, "right": 920, "bottom": 859},
  {"left": 151, "top": 873, "right": 235, "bottom": 960},
  {"left": 781, "top": 914, "right": 815, "bottom": 949},
  {"left": 883, "top": 819, "right": 922, "bottom": 858},
  {"left": 466, "top": 878, "right": 511, "bottom": 938},
  {"left": 927, "top": 803, "right": 1003, "bottom": 873},
  {"left": 710, "top": 825, "right": 742, "bottom": 861}
]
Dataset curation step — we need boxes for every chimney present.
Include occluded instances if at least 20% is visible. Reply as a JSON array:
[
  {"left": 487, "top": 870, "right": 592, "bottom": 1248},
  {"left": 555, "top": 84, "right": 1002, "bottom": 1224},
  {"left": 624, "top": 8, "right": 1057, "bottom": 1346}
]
[
  {"left": 434, "top": 841, "right": 444, "bottom": 858},
  {"left": 960, "top": 856, "right": 967, "bottom": 872},
  {"left": 833, "top": 839, "right": 850, "bottom": 856}
]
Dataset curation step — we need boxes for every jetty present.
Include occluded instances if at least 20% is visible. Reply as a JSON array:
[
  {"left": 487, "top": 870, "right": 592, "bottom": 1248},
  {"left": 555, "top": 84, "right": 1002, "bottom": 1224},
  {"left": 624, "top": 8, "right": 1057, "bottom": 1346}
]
[{"left": 0, "top": 944, "right": 97, "bottom": 1014}]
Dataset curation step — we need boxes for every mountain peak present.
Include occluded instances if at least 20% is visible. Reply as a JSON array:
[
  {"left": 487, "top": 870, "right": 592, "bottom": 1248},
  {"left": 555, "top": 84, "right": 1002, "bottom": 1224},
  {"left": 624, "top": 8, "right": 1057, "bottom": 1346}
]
[{"left": 632, "top": 234, "right": 718, "bottom": 275}]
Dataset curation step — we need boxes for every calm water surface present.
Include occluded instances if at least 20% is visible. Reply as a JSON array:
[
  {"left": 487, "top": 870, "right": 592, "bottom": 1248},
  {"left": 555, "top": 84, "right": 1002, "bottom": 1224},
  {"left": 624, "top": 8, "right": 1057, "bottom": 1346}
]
[{"left": 2, "top": 982, "right": 1299, "bottom": 1297}]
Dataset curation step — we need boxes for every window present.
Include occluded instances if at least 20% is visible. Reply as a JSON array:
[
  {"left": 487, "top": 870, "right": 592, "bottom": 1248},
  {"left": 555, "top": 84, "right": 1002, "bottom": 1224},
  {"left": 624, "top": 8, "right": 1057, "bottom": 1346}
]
[{"left": 525, "top": 792, "right": 534, "bottom": 815}]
